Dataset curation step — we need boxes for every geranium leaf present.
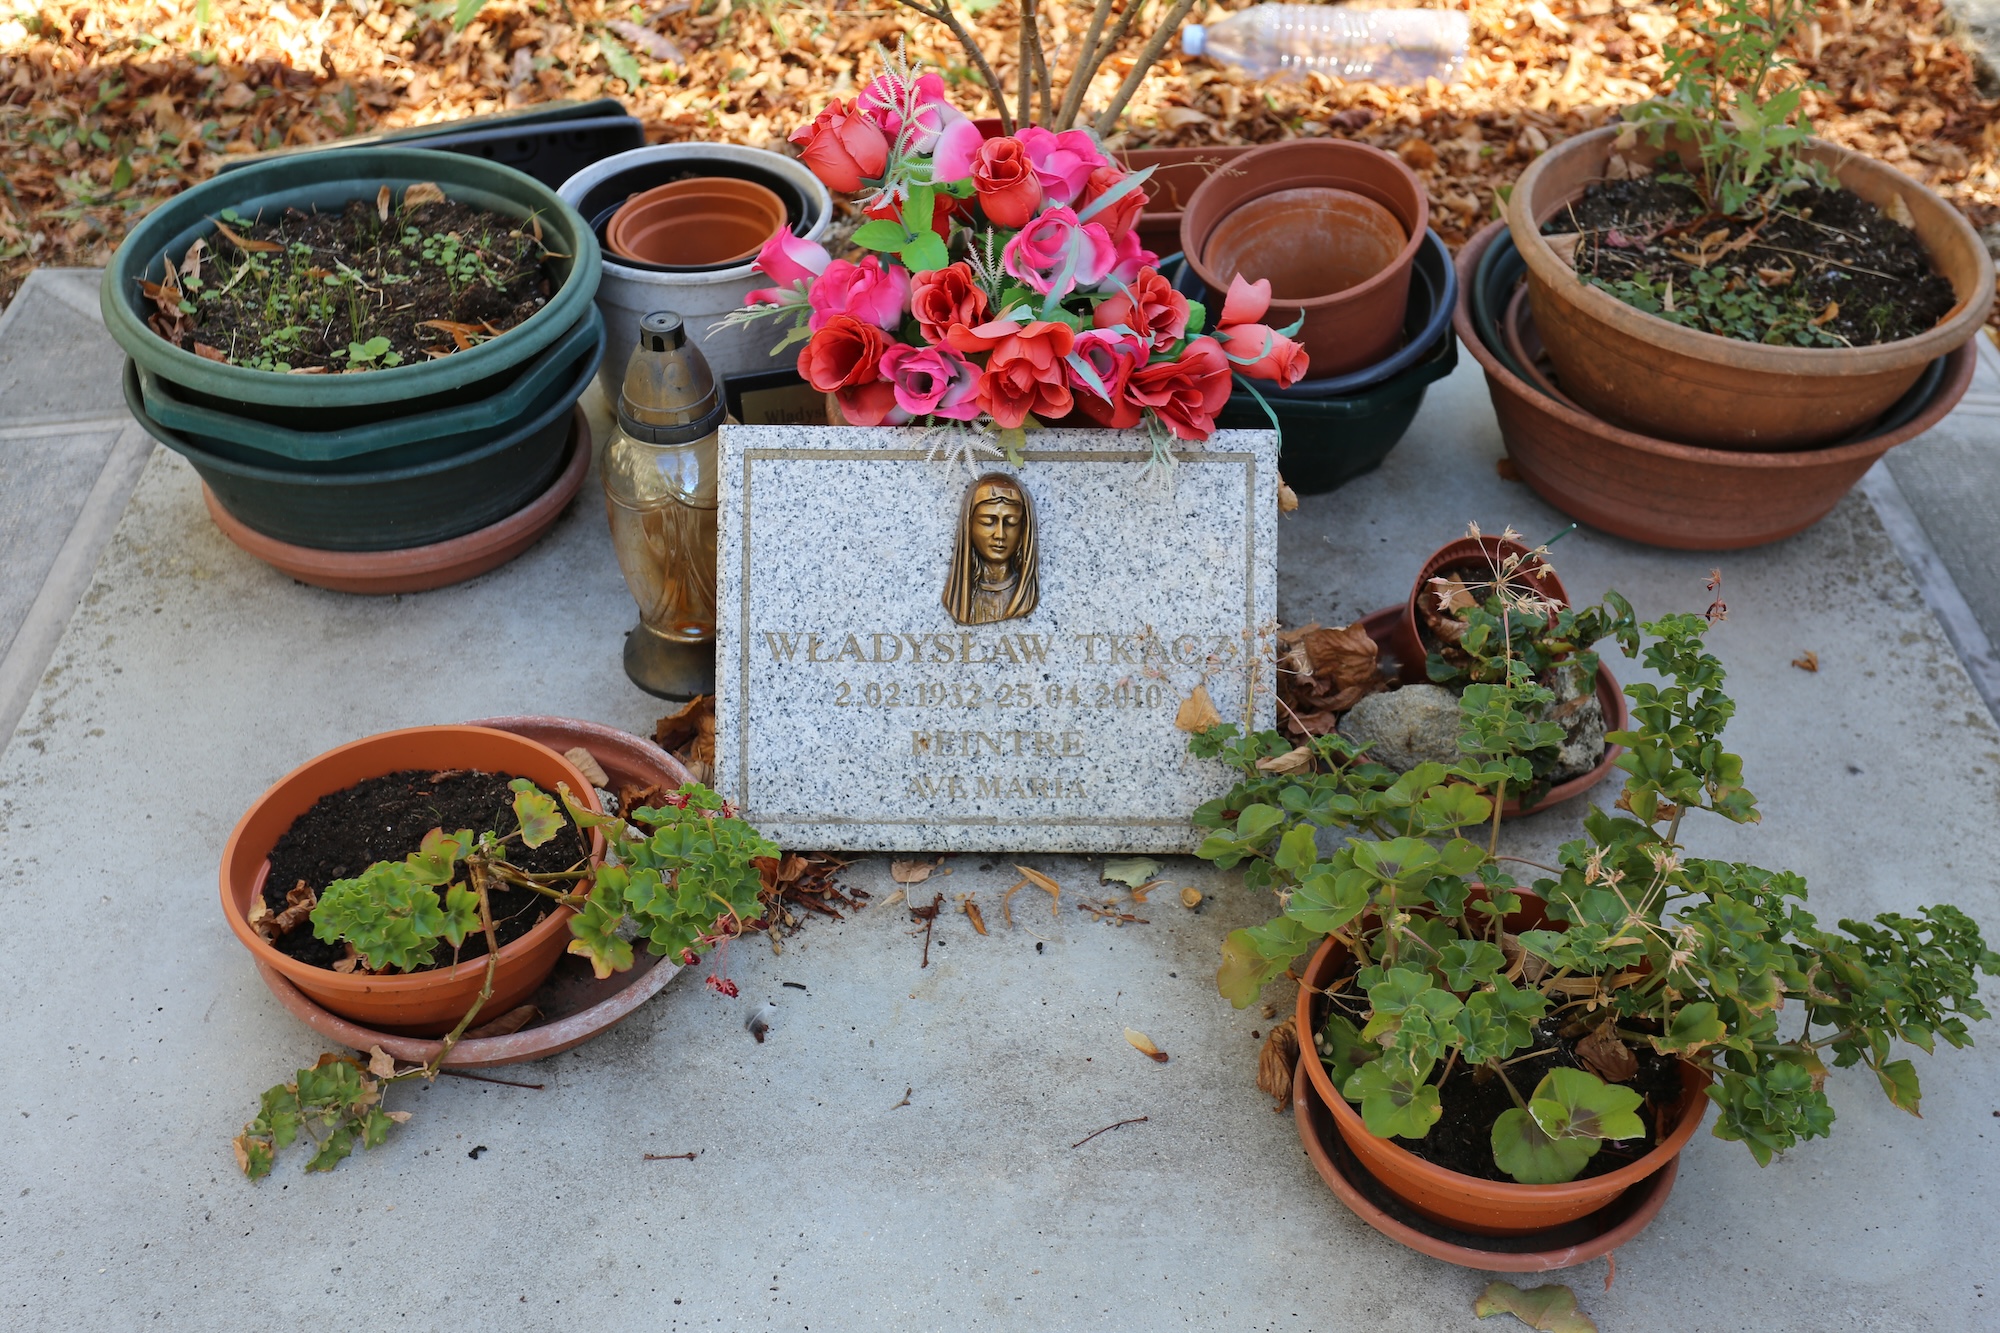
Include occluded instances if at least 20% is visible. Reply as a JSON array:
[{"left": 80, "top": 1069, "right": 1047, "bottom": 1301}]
[
  {"left": 510, "top": 778, "right": 562, "bottom": 848},
  {"left": 1472, "top": 1280, "right": 1598, "bottom": 1333}
]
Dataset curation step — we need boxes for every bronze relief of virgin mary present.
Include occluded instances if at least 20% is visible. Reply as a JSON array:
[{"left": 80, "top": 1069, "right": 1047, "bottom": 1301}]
[{"left": 942, "top": 472, "right": 1038, "bottom": 626}]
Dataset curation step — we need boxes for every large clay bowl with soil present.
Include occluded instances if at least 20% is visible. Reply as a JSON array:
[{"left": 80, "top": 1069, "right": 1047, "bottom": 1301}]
[
  {"left": 1506, "top": 127, "right": 1993, "bottom": 450},
  {"left": 1182, "top": 139, "right": 1428, "bottom": 377},
  {"left": 199, "top": 406, "right": 592, "bottom": 594},
  {"left": 1457, "top": 219, "right": 1977, "bottom": 550},
  {"left": 1296, "top": 930, "right": 1711, "bottom": 1236},
  {"left": 221, "top": 725, "right": 607, "bottom": 1037},
  {"left": 102, "top": 147, "right": 601, "bottom": 432},
  {"left": 253, "top": 717, "right": 691, "bottom": 1067},
  {"left": 1293, "top": 1056, "right": 1682, "bottom": 1270},
  {"left": 1354, "top": 605, "right": 1626, "bottom": 818}
]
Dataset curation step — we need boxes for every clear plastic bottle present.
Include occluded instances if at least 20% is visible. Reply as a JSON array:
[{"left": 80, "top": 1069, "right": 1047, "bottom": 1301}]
[
  {"left": 603, "top": 310, "right": 725, "bottom": 700},
  {"left": 1181, "top": 6, "right": 1470, "bottom": 85}
]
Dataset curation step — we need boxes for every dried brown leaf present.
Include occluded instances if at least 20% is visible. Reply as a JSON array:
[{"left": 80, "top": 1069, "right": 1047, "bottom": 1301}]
[
  {"left": 1300, "top": 623, "right": 1379, "bottom": 690},
  {"left": 1174, "top": 684, "right": 1222, "bottom": 733},
  {"left": 376, "top": 184, "right": 391, "bottom": 223},
  {"left": 1812, "top": 300, "right": 1841, "bottom": 326},
  {"left": 1791, "top": 650, "right": 1819, "bottom": 672},
  {"left": 891, "top": 857, "right": 942, "bottom": 884},
  {"left": 192, "top": 342, "right": 230, "bottom": 363},
  {"left": 963, "top": 897, "right": 988, "bottom": 935},
  {"left": 562, "top": 746, "right": 609, "bottom": 789},
  {"left": 366, "top": 1045, "right": 397, "bottom": 1078},
  {"left": 211, "top": 218, "right": 281, "bottom": 253},
  {"left": 1277, "top": 480, "right": 1299, "bottom": 513},
  {"left": 403, "top": 181, "right": 447, "bottom": 210},
  {"left": 1575, "top": 1019, "right": 1639, "bottom": 1083},
  {"left": 1257, "top": 1017, "right": 1299, "bottom": 1111},
  {"left": 1013, "top": 864, "right": 1062, "bottom": 916},
  {"left": 466, "top": 1004, "right": 540, "bottom": 1039},
  {"left": 1255, "top": 745, "right": 1314, "bottom": 774},
  {"left": 1124, "top": 1027, "right": 1169, "bottom": 1062},
  {"left": 1180, "top": 886, "right": 1203, "bottom": 910}
]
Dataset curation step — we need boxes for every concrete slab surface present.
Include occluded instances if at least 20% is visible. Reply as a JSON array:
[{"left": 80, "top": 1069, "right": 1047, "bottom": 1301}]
[
  {"left": 0, "top": 269, "right": 128, "bottom": 430},
  {"left": 2, "top": 315, "right": 2000, "bottom": 1328}
]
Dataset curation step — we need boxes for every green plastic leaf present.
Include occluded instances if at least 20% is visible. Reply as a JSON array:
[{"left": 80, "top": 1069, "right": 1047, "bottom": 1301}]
[
  {"left": 1491, "top": 1107, "right": 1597, "bottom": 1184},
  {"left": 851, "top": 219, "right": 910, "bottom": 252},
  {"left": 1344, "top": 1053, "right": 1442, "bottom": 1140},
  {"left": 1527, "top": 1068, "right": 1646, "bottom": 1143},
  {"left": 900, "top": 231, "right": 949, "bottom": 272},
  {"left": 510, "top": 778, "right": 562, "bottom": 849},
  {"left": 1473, "top": 1280, "right": 1598, "bottom": 1332}
]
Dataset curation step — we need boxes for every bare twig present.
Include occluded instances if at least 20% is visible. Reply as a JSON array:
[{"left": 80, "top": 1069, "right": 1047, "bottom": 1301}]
[
  {"left": 889, "top": 0, "right": 1012, "bottom": 133},
  {"left": 1025, "top": 0, "right": 1052, "bottom": 125},
  {"left": 1071, "top": 1114, "right": 1150, "bottom": 1149},
  {"left": 643, "top": 1151, "right": 698, "bottom": 1161},
  {"left": 1073, "top": 0, "right": 1150, "bottom": 131},
  {"left": 1016, "top": 0, "right": 1033, "bottom": 127},
  {"left": 437, "top": 1069, "right": 545, "bottom": 1090},
  {"left": 1055, "top": 0, "right": 1117, "bottom": 129},
  {"left": 1093, "top": 0, "right": 1202, "bottom": 137}
]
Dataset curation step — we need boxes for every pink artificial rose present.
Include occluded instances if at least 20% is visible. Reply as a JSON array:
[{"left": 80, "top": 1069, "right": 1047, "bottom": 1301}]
[
  {"left": 857, "top": 69, "right": 966, "bottom": 156},
  {"left": 1002, "top": 207, "right": 1116, "bottom": 299},
  {"left": 909, "top": 262, "right": 991, "bottom": 345},
  {"left": 788, "top": 99, "right": 890, "bottom": 193},
  {"left": 743, "top": 232, "right": 832, "bottom": 305},
  {"left": 1092, "top": 265, "right": 1188, "bottom": 354},
  {"left": 945, "top": 316, "right": 1076, "bottom": 429},
  {"left": 1066, "top": 328, "right": 1148, "bottom": 429},
  {"left": 930, "top": 115, "right": 988, "bottom": 184},
  {"left": 880, "top": 343, "right": 983, "bottom": 420},
  {"left": 1215, "top": 274, "right": 1309, "bottom": 387},
  {"left": 1013, "top": 125, "right": 1106, "bottom": 206},
  {"left": 1105, "top": 227, "right": 1156, "bottom": 287},
  {"left": 1126, "top": 335, "right": 1233, "bottom": 441},
  {"left": 807, "top": 254, "right": 911, "bottom": 333}
]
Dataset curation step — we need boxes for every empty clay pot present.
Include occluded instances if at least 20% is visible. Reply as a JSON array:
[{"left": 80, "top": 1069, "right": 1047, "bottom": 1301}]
[
  {"left": 1182, "top": 139, "right": 1428, "bottom": 377},
  {"left": 607, "top": 177, "right": 787, "bottom": 268},
  {"left": 1505, "top": 127, "right": 1995, "bottom": 450},
  {"left": 1116, "top": 144, "right": 1251, "bottom": 257},
  {"left": 220, "top": 725, "right": 607, "bottom": 1037},
  {"left": 1458, "top": 219, "right": 1977, "bottom": 550},
  {"left": 1201, "top": 187, "right": 1407, "bottom": 303}
]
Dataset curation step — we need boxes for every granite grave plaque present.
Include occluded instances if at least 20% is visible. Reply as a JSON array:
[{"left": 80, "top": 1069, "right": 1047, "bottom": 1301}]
[{"left": 712, "top": 426, "right": 1278, "bottom": 852}]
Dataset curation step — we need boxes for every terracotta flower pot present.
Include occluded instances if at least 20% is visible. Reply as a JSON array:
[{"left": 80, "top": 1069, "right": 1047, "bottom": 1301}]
[
  {"left": 1458, "top": 219, "right": 1978, "bottom": 550},
  {"left": 1505, "top": 127, "right": 1995, "bottom": 450},
  {"left": 1182, "top": 139, "right": 1428, "bottom": 377},
  {"left": 1296, "top": 931, "right": 1711, "bottom": 1236},
  {"left": 1390, "top": 534, "right": 1570, "bottom": 687},
  {"left": 220, "top": 725, "right": 607, "bottom": 1037},
  {"left": 607, "top": 177, "right": 788, "bottom": 269},
  {"left": 1115, "top": 144, "right": 1251, "bottom": 258}
]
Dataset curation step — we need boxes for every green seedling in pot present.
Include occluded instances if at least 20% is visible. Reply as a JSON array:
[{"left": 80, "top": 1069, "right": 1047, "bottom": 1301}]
[
  {"left": 237, "top": 780, "right": 777, "bottom": 1179},
  {"left": 1192, "top": 541, "right": 1997, "bottom": 1183}
]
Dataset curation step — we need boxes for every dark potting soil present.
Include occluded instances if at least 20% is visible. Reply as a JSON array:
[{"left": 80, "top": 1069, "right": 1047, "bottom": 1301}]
[
  {"left": 1319, "top": 985, "right": 1685, "bottom": 1183},
  {"left": 1551, "top": 175, "right": 1956, "bottom": 349},
  {"left": 262, "top": 768, "right": 588, "bottom": 973},
  {"left": 148, "top": 195, "right": 551, "bottom": 373}
]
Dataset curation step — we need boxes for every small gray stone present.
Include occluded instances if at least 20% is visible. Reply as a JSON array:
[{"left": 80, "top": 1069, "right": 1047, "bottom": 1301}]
[
  {"left": 1545, "top": 661, "right": 1606, "bottom": 782},
  {"left": 1339, "top": 684, "right": 1463, "bottom": 771}
]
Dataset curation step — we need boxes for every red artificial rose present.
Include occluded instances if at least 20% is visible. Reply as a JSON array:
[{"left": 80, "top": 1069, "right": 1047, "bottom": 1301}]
[
  {"left": 1126, "top": 335, "right": 1233, "bottom": 441},
  {"left": 1092, "top": 266, "right": 1189, "bottom": 354},
  {"left": 909, "top": 262, "right": 991, "bottom": 344},
  {"left": 833, "top": 379, "right": 907, "bottom": 426},
  {"left": 789, "top": 99, "right": 889, "bottom": 193},
  {"left": 949, "top": 318, "right": 1075, "bottom": 428},
  {"left": 1078, "top": 166, "right": 1145, "bottom": 241},
  {"left": 971, "top": 137, "right": 1045, "bottom": 230},
  {"left": 798, "top": 314, "right": 892, "bottom": 393}
]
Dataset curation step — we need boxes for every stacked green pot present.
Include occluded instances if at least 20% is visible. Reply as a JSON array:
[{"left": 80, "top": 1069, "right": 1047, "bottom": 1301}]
[{"left": 105, "top": 147, "right": 603, "bottom": 551}]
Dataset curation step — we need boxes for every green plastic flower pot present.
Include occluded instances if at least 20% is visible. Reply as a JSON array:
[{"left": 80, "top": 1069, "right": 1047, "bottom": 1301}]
[
  {"left": 1214, "top": 325, "right": 1456, "bottom": 494},
  {"left": 133, "top": 305, "right": 602, "bottom": 469},
  {"left": 102, "top": 147, "right": 600, "bottom": 432},
  {"left": 120, "top": 313, "right": 602, "bottom": 551}
]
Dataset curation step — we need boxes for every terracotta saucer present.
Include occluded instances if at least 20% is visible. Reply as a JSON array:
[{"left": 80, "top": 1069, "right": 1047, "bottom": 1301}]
[
  {"left": 202, "top": 406, "right": 592, "bottom": 595},
  {"left": 253, "top": 716, "right": 693, "bottom": 1068},
  {"left": 1293, "top": 1057, "right": 1677, "bottom": 1270},
  {"left": 1354, "top": 605, "right": 1625, "bottom": 816}
]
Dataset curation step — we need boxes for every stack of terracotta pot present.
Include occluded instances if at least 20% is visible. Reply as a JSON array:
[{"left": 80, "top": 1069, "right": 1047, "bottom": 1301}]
[
  {"left": 602, "top": 175, "right": 790, "bottom": 270},
  {"left": 1146, "top": 139, "right": 1461, "bottom": 496},
  {"left": 1460, "top": 126, "right": 1993, "bottom": 550}
]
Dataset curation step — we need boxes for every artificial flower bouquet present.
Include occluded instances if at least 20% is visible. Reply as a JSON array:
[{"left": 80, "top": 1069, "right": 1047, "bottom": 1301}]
[{"left": 723, "top": 50, "right": 1308, "bottom": 459}]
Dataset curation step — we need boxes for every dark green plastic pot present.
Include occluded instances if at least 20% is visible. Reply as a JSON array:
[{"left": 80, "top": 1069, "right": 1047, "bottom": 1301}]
[
  {"left": 120, "top": 315, "right": 601, "bottom": 551},
  {"left": 1216, "top": 328, "right": 1457, "bottom": 494},
  {"left": 134, "top": 305, "right": 602, "bottom": 469},
  {"left": 103, "top": 147, "right": 599, "bottom": 432}
]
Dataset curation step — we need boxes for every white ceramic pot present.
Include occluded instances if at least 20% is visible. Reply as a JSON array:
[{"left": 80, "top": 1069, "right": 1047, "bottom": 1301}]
[{"left": 561, "top": 143, "right": 833, "bottom": 395}]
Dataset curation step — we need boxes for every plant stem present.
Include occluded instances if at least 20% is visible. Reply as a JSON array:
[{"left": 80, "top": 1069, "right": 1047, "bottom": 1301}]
[
  {"left": 1491, "top": 1059, "right": 1530, "bottom": 1110},
  {"left": 423, "top": 861, "right": 503, "bottom": 1076},
  {"left": 1055, "top": 0, "right": 1116, "bottom": 129},
  {"left": 890, "top": 0, "right": 1012, "bottom": 134},
  {"left": 1091, "top": 0, "right": 1203, "bottom": 137}
]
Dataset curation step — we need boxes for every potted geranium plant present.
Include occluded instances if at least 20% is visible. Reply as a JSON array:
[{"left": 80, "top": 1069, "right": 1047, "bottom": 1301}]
[
  {"left": 716, "top": 42, "right": 1308, "bottom": 473},
  {"left": 1191, "top": 563, "right": 1998, "bottom": 1245},
  {"left": 231, "top": 742, "right": 777, "bottom": 1178},
  {"left": 1505, "top": 0, "right": 1993, "bottom": 451}
]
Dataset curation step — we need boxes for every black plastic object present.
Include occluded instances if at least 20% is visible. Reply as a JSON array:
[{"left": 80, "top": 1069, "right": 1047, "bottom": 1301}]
[
  {"left": 213, "top": 100, "right": 643, "bottom": 192},
  {"left": 1215, "top": 323, "right": 1457, "bottom": 495},
  {"left": 1164, "top": 229, "right": 1456, "bottom": 399},
  {"left": 120, "top": 316, "right": 602, "bottom": 551},
  {"left": 576, "top": 157, "right": 817, "bottom": 273},
  {"left": 1468, "top": 229, "right": 1948, "bottom": 444},
  {"left": 135, "top": 306, "right": 603, "bottom": 469},
  {"left": 722, "top": 368, "right": 830, "bottom": 426}
]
